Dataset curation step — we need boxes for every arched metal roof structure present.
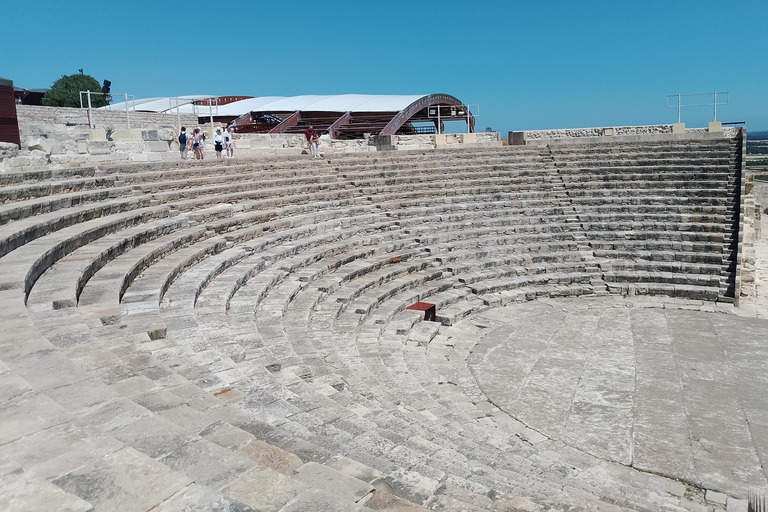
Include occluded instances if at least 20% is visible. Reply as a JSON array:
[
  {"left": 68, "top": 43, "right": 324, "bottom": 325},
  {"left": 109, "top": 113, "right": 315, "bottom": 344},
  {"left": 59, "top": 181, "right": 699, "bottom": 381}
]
[
  {"left": 227, "top": 94, "right": 474, "bottom": 139},
  {"left": 99, "top": 94, "right": 475, "bottom": 139}
]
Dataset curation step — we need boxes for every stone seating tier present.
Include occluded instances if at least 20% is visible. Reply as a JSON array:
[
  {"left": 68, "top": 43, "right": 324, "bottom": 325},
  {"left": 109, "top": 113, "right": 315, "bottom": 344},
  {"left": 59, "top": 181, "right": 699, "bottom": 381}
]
[{"left": 0, "top": 140, "right": 745, "bottom": 512}]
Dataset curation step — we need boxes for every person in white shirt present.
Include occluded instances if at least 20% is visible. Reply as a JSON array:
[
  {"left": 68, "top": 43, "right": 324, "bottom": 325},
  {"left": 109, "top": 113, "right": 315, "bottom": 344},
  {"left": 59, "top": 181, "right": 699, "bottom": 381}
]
[
  {"left": 213, "top": 127, "right": 224, "bottom": 160},
  {"left": 224, "top": 127, "right": 234, "bottom": 158}
]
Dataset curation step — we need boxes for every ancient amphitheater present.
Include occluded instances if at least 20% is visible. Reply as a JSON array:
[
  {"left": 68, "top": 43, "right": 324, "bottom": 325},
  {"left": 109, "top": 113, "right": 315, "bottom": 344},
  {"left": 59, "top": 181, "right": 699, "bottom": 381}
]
[{"left": 2, "top": 128, "right": 767, "bottom": 512}]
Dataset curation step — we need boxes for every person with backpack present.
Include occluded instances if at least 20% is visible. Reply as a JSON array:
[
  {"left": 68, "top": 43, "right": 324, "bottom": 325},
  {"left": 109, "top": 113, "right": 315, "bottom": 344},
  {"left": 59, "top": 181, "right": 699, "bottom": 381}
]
[{"left": 178, "top": 127, "right": 188, "bottom": 160}]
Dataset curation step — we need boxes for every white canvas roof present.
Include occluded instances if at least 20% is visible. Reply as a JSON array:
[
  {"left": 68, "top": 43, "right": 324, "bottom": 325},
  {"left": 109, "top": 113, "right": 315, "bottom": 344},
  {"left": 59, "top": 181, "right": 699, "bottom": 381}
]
[
  {"left": 99, "top": 95, "right": 213, "bottom": 114},
  {"left": 99, "top": 94, "right": 428, "bottom": 116}
]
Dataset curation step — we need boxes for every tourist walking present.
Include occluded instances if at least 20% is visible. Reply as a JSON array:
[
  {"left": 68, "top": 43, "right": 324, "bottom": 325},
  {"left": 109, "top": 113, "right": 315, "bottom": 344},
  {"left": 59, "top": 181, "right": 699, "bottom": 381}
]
[
  {"left": 224, "top": 127, "right": 234, "bottom": 158},
  {"left": 178, "top": 127, "right": 188, "bottom": 160},
  {"left": 191, "top": 129, "right": 201, "bottom": 159},
  {"left": 214, "top": 127, "right": 224, "bottom": 160},
  {"left": 305, "top": 125, "right": 319, "bottom": 157}
]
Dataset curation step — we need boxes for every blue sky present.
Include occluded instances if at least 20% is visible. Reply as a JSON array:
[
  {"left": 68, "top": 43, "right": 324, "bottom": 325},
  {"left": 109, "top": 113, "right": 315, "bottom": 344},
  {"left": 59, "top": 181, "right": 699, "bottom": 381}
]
[{"left": 2, "top": 0, "right": 766, "bottom": 133}]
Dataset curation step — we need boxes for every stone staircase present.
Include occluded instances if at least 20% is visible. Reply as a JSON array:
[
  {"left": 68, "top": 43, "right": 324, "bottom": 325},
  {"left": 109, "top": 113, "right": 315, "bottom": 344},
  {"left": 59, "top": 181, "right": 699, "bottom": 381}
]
[{"left": 0, "top": 139, "right": 746, "bottom": 511}]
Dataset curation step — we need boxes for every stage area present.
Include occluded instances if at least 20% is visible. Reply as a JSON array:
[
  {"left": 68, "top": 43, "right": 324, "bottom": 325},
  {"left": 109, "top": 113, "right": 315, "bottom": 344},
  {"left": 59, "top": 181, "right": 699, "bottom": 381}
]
[{"left": 461, "top": 296, "right": 768, "bottom": 497}]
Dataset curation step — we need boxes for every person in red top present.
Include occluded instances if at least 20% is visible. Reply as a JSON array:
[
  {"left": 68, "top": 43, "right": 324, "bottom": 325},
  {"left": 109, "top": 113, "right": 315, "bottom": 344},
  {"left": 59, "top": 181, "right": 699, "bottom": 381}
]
[{"left": 304, "top": 125, "right": 319, "bottom": 157}]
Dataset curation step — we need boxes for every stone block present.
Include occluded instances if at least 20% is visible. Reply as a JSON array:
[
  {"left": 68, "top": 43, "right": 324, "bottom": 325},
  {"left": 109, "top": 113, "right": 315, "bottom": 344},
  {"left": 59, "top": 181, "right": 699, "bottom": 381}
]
[
  {"left": 433, "top": 134, "right": 447, "bottom": 145},
  {"left": 0, "top": 141, "right": 19, "bottom": 159},
  {"left": 87, "top": 128, "right": 107, "bottom": 141},
  {"left": 142, "top": 129, "right": 159, "bottom": 141},
  {"left": 54, "top": 114, "right": 89, "bottom": 125},
  {"left": 221, "top": 467, "right": 309, "bottom": 512},
  {"left": 25, "top": 137, "right": 55, "bottom": 153},
  {"left": 4, "top": 151, "right": 49, "bottom": 168},
  {"left": 460, "top": 133, "right": 477, "bottom": 144},
  {"left": 672, "top": 122, "right": 686, "bottom": 134},
  {"left": 112, "top": 128, "right": 143, "bottom": 141},
  {"left": 709, "top": 121, "right": 722, "bottom": 132},
  {"left": 508, "top": 131, "right": 526, "bottom": 145},
  {"left": 603, "top": 127, "right": 614, "bottom": 136},
  {"left": 157, "top": 127, "right": 175, "bottom": 141},
  {"left": 114, "top": 141, "right": 145, "bottom": 153},
  {"left": 130, "top": 153, "right": 149, "bottom": 162},
  {"left": 77, "top": 140, "right": 87, "bottom": 154},
  {"left": 145, "top": 140, "right": 170, "bottom": 152},
  {"left": 86, "top": 140, "right": 112, "bottom": 155},
  {"left": 50, "top": 154, "right": 88, "bottom": 166},
  {"left": 235, "top": 139, "right": 251, "bottom": 149}
]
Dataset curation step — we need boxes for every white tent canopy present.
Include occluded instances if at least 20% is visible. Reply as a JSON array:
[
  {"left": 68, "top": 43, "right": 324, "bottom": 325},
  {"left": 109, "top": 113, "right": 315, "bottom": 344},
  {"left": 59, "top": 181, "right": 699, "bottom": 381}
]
[
  {"left": 99, "top": 95, "right": 214, "bottom": 114},
  {"left": 99, "top": 94, "right": 429, "bottom": 117}
]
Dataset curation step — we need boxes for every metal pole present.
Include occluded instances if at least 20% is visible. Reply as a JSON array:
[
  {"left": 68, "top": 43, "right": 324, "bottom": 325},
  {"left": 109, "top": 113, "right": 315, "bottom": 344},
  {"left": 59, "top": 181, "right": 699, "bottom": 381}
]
[
  {"left": 125, "top": 93, "right": 130, "bottom": 129},
  {"left": 176, "top": 97, "right": 181, "bottom": 131},
  {"left": 438, "top": 105, "right": 441, "bottom": 135},
  {"left": 677, "top": 94, "right": 681, "bottom": 123},
  {"left": 87, "top": 91, "right": 94, "bottom": 129},
  {"left": 209, "top": 99, "right": 214, "bottom": 135},
  {"left": 80, "top": 91, "right": 84, "bottom": 109},
  {"left": 713, "top": 92, "right": 717, "bottom": 122}
]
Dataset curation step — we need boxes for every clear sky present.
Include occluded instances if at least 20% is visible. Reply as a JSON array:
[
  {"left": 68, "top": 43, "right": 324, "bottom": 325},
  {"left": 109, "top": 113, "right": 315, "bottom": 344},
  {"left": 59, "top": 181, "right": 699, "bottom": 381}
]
[{"left": 2, "top": 0, "right": 766, "bottom": 134}]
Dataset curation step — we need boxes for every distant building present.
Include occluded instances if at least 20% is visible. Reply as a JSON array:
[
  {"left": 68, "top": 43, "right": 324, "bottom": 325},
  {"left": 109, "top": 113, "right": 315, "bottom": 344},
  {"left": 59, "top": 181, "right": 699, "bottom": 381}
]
[{"left": 13, "top": 86, "right": 49, "bottom": 106}]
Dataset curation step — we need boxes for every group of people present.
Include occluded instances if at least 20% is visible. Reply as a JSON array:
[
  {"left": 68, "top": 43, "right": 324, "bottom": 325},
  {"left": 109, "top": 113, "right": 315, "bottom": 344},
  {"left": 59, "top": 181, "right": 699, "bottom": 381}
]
[
  {"left": 180, "top": 125, "right": 319, "bottom": 160},
  {"left": 178, "top": 126, "right": 234, "bottom": 160}
]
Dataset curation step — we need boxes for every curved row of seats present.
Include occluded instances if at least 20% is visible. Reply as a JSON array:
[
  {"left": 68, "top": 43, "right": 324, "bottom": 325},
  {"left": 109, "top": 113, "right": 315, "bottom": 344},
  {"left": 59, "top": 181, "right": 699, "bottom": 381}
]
[{"left": 0, "top": 140, "right": 739, "bottom": 511}]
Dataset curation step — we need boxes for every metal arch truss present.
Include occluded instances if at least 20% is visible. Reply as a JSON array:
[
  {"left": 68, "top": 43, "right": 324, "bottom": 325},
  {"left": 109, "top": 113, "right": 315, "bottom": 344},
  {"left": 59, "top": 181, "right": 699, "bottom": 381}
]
[
  {"left": 380, "top": 93, "right": 473, "bottom": 135},
  {"left": 227, "top": 94, "right": 475, "bottom": 138}
]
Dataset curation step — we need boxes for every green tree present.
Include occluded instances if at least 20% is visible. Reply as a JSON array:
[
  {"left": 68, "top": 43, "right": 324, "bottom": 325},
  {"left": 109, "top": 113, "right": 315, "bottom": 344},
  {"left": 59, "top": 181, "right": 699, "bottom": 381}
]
[{"left": 42, "top": 74, "right": 108, "bottom": 108}]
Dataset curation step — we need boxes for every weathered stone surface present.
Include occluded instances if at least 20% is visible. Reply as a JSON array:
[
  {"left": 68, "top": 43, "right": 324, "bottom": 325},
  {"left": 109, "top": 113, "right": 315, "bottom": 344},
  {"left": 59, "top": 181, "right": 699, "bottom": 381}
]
[
  {"left": 240, "top": 440, "right": 303, "bottom": 475},
  {"left": 294, "top": 462, "right": 374, "bottom": 500},
  {"left": 221, "top": 467, "right": 309, "bottom": 512},
  {"left": 86, "top": 140, "right": 112, "bottom": 155},
  {"left": 0, "top": 141, "right": 19, "bottom": 160},
  {"left": 0, "top": 393, "right": 71, "bottom": 445},
  {"left": 466, "top": 298, "right": 768, "bottom": 496},
  {"left": 153, "top": 483, "right": 257, "bottom": 512},
  {"left": 372, "top": 468, "right": 440, "bottom": 505},
  {"left": 0, "top": 467, "right": 94, "bottom": 512},
  {"left": 159, "top": 438, "right": 255, "bottom": 489},
  {"left": 142, "top": 129, "right": 159, "bottom": 141},
  {"left": 52, "top": 447, "right": 192, "bottom": 512}
]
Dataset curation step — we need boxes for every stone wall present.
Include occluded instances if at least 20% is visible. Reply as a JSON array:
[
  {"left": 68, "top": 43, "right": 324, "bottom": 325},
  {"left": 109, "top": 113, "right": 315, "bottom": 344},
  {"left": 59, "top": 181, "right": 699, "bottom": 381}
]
[
  {"left": 371, "top": 132, "right": 502, "bottom": 151},
  {"left": 514, "top": 124, "right": 740, "bottom": 143},
  {"left": 753, "top": 179, "right": 768, "bottom": 211},
  {"left": 16, "top": 105, "right": 198, "bottom": 130},
  {"left": 233, "top": 134, "right": 376, "bottom": 156},
  {"left": 0, "top": 104, "right": 501, "bottom": 170}
]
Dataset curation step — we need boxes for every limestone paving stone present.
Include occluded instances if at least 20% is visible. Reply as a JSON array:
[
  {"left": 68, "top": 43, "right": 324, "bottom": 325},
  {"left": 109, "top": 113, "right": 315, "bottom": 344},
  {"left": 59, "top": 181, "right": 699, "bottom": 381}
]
[
  {"left": 0, "top": 468, "right": 94, "bottom": 512},
  {"left": 221, "top": 467, "right": 310, "bottom": 512},
  {"left": 52, "top": 446, "right": 193, "bottom": 512},
  {"left": 159, "top": 438, "right": 256, "bottom": 490},
  {"left": 152, "top": 483, "right": 257, "bottom": 512},
  {"left": 0, "top": 392, "right": 72, "bottom": 446}
]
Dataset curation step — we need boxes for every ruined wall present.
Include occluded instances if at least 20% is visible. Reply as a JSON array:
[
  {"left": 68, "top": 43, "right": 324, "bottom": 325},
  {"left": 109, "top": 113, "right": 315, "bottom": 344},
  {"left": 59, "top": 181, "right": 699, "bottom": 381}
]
[
  {"left": 16, "top": 105, "right": 198, "bottom": 130},
  {"left": 1, "top": 105, "right": 504, "bottom": 171},
  {"left": 514, "top": 124, "right": 740, "bottom": 143}
]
